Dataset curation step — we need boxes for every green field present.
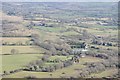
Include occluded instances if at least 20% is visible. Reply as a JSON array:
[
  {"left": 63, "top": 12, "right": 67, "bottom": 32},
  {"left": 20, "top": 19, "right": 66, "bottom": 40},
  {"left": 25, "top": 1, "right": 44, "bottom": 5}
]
[
  {"left": 48, "top": 55, "right": 73, "bottom": 61},
  {"left": 61, "top": 31, "right": 80, "bottom": 36},
  {"left": 1, "top": 37, "right": 31, "bottom": 44},
  {"left": 2, "top": 54, "right": 43, "bottom": 72},
  {"left": 76, "top": 26, "right": 118, "bottom": 36},
  {"left": 33, "top": 26, "right": 64, "bottom": 33},
  {"left": 1, "top": 46, "right": 44, "bottom": 54},
  {"left": 4, "top": 63, "right": 85, "bottom": 78},
  {"left": 4, "top": 56, "right": 104, "bottom": 78},
  {"left": 35, "top": 28, "right": 60, "bottom": 42},
  {"left": 79, "top": 56, "right": 104, "bottom": 64}
]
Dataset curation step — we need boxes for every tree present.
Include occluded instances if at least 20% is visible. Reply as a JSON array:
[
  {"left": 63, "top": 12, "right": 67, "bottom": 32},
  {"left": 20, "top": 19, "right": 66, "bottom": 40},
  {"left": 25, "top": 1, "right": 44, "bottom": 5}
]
[
  {"left": 49, "top": 66, "right": 55, "bottom": 72},
  {"left": 24, "top": 76, "right": 37, "bottom": 79},
  {"left": 54, "top": 44, "right": 63, "bottom": 51},
  {"left": 16, "top": 41, "right": 22, "bottom": 46},
  {"left": 11, "top": 49, "right": 19, "bottom": 54},
  {"left": 29, "top": 66, "right": 35, "bottom": 71},
  {"left": 31, "top": 34, "right": 40, "bottom": 41},
  {"left": 41, "top": 55, "right": 49, "bottom": 62},
  {"left": 35, "top": 60, "right": 43, "bottom": 65},
  {"left": 45, "top": 66, "right": 55, "bottom": 72},
  {"left": 3, "top": 71, "right": 8, "bottom": 75},
  {"left": 25, "top": 41, "right": 30, "bottom": 45},
  {"left": 62, "top": 50, "right": 68, "bottom": 56},
  {"left": 50, "top": 73, "right": 52, "bottom": 77},
  {"left": 63, "top": 60, "right": 73, "bottom": 67},
  {"left": 82, "top": 30, "right": 89, "bottom": 39},
  {"left": 44, "top": 51, "right": 52, "bottom": 56},
  {"left": 54, "top": 58, "right": 61, "bottom": 63},
  {"left": 54, "top": 64, "right": 61, "bottom": 70}
]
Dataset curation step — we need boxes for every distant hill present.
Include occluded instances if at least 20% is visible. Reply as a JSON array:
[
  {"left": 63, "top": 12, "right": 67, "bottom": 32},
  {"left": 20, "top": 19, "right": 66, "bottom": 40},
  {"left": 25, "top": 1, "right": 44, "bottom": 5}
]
[{"left": 2, "top": 2, "right": 117, "bottom": 19}]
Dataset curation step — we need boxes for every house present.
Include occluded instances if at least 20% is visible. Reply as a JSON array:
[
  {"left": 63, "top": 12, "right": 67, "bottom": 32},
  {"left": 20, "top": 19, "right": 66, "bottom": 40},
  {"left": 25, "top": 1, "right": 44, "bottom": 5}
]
[
  {"left": 81, "top": 49, "right": 88, "bottom": 52},
  {"left": 80, "top": 53, "right": 86, "bottom": 58}
]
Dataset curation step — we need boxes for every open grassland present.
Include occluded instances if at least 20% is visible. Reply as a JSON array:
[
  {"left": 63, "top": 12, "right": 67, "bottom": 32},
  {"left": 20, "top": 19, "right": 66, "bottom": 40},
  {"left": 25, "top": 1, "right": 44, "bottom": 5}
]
[
  {"left": 1, "top": 54, "right": 43, "bottom": 72},
  {"left": 1, "top": 46, "right": 44, "bottom": 54},
  {"left": 4, "top": 63, "right": 85, "bottom": 78},
  {"left": 88, "top": 68, "right": 118, "bottom": 78}
]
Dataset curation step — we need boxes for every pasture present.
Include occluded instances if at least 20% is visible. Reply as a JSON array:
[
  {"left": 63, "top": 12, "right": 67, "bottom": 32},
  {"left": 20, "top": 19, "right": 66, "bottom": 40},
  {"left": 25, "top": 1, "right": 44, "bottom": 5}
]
[
  {"left": 2, "top": 54, "right": 43, "bottom": 72},
  {"left": 48, "top": 55, "right": 73, "bottom": 61},
  {"left": 1, "top": 37, "right": 31, "bottom": 44},
  {"left": 79, "top": 56, "right": 104, "bottom": 64},
  {"left": 1, "top": 46, "right": 44, "bottom": 54},
  {"left": 4, "top": 63, "right": 85, "bottom": 78},
  {"left": 3, "top": 56, "right": 104, "bottom": 78}
]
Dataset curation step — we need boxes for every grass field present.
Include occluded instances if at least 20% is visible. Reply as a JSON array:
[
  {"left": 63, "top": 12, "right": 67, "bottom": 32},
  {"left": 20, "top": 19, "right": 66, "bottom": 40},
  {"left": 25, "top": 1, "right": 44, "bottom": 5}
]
[
  {"left": 1, "top": 46, "right": 44, "bottom": 54},
  {"left": 79, "top": 56, "right": 104, "bottom": 64},
  {"left": 34, "top": 28, "right": 60, "bottom": 42},
  {"left": 75, "top": 26, "right": 118, "bottom": 36},
  {"left": 4, "top": 63, "right": 85, "bottom": 78},
  {"left": 33, "top": 26, "right": 81, "bottom": 36},
  {"left": 61, "top": 31, "right": 80, "bottom": 36},
  {"left": 88, "top": 68, "right": 118, "bottom": 78},
  {"left": 4, "top": 56, "right": 104, "bottom": 78},
  {"left": 48, "top": 55, "right": 73, "bottom": 61},
  {"left": 1, "top": 37, "right": 31, "bottom": 43},
  {"left": 43, "top": 55, "right": 73, "bottom": 67},
  {"left": 33, "top": 26, "right": 64, "bottom": 33},
  {"left": 2, "top": 54, "right": 43, "bottom": 72}
]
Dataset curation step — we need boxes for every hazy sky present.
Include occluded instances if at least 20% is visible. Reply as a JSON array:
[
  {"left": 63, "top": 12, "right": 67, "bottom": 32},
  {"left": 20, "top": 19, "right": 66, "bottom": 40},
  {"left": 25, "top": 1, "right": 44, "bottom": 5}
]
[{"left": 1, "top": 0, "right": 119, "bottom": 2}]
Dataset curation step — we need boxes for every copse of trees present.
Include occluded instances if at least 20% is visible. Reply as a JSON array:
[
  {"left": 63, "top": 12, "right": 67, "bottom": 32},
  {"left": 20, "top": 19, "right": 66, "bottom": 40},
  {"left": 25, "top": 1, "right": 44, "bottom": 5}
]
[
  {"left": 79, "top": 59, "right": 118, "bottom": 78},
  {"left": 92, "top": 40, "right": 113, "bottom": 47},
  {"left": 95, "top": 53, "right": 108, "bottom": 59},
  {"left": 32, "top": 34, "right": 73, "bottom": 56},
  {"left": 70, "top": 42, "right": 87, "bottom": 49}
]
